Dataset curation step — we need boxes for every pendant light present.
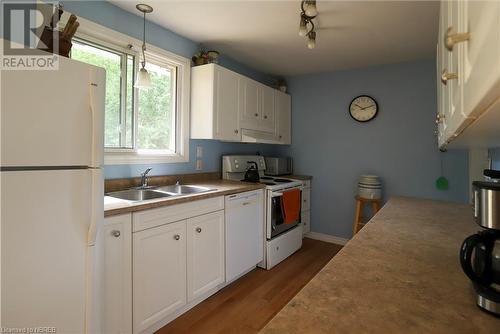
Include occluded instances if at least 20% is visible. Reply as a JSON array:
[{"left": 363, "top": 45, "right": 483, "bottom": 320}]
[{"left": 135, "top": 4, "right": 153, "bottom": 90}]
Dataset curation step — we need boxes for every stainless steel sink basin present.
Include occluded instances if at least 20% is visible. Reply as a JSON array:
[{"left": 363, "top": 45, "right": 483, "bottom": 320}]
[
  {"left": 106, "top": 189, "right": 173, "bottom": 201},
  {"left": 156, "top": 185, "right": 214, "bottom": 195}
]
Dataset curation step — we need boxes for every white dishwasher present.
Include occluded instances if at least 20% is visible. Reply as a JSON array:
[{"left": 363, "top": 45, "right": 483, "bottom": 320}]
[{"left": 225, "top": 189, "right": 264, "bottom": 283}]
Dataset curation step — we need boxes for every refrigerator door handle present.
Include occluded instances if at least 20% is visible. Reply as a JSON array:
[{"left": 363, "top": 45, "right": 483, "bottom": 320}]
[
  {"left": 89, "top": 68, "right": 105, "bottom": 168},
  {"left": 88, "top": 168, "right": 104, "bottom": 246}
]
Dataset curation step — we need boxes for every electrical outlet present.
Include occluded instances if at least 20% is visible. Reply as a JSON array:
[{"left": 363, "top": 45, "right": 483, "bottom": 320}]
[
  {"left": 196, "top": 145, "right": 203, "bottom": 158},
  {"left": 196, "top": 159, "right": 203, "bottom": 170}
]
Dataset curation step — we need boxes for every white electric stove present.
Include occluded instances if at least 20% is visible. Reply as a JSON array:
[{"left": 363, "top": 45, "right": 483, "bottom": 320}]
[{"left": 222, "top": 155, "right": 303, "bottom": 269}]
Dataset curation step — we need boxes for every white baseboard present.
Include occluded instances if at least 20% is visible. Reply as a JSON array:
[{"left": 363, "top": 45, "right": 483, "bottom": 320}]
[{"left": 304, "top": 232, "right": 349, "bottom": 246}]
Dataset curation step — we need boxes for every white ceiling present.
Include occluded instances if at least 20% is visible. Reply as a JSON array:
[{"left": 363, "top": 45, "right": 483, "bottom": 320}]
[{"left": 111, "top": 0, "right": 439, "bottom": 77}]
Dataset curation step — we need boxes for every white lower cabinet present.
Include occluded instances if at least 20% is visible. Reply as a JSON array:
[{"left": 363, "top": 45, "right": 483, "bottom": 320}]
[
  {"left": 301, "top": 180, "right": 312, "bottom": 236},
  {"left": 187, "top": 210, "right": 225, "bottom": 302},
  {"left": 101, "top": 214, "right": 133, "bottom": 334},
  {"left": 133, "top": 220, "right": 187, "bottom": 334},
  {"left": 130, "top": 196, "right": 226, "bottom": 333}
]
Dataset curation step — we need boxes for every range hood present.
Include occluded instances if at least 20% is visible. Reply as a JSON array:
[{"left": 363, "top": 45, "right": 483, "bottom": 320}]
[{"left": 240, "top": 128, "right": 280, "bottom": 144}]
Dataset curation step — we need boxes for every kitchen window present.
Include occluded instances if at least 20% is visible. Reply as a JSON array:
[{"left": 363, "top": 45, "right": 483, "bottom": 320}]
[{"left": 67, "top": 16, "right": 190, "bottom": 164}]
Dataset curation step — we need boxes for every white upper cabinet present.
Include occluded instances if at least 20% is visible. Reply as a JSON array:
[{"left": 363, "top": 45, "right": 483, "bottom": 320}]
[
  {"left": 191, "top": 64, "right": 241, "bottom": 141},
  {"left": 191, "top": 64, "right": 291, "bottom": 144},
  {"left": 260, "top": 84, "right": 276, "bottom": 133},
  {"left": 240, "top": 78, "right": 261, "bottom": 130},
  {"left": 436, "top": 0, "right": 500, "bottom": 149},
  {"left": 276, "top": 91, "right": 292, "bottom": 145}
]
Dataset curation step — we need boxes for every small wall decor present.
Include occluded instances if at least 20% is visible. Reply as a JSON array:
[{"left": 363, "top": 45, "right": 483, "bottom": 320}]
[
  {"left": 349, "top": 95, "right": 379, "bottom": 122},
  {"left": 192, "top": 48, "right": 220, "bottom": 66}
]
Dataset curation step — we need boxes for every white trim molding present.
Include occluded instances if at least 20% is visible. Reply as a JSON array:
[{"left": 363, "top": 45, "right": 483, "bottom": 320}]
[
  {"left": 60, "top": 14, "right": 191, "bottom": 165},
  {"left": 304, "top": 232, "right": 349, "bottom": 246}
]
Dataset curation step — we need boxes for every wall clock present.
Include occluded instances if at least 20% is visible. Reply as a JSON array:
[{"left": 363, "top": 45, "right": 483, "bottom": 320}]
[{"left": 349, "top": 95, "right": 379, "bottom": 122}]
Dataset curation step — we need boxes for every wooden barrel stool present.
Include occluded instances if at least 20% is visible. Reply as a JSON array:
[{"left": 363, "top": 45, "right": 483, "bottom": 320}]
[{"left": 353, "top": 196, "right": 381, "bottom": 235}]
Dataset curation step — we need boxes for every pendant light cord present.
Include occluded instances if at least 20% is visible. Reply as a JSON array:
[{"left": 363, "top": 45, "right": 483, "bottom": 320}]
[{"left": 141, "top": 11, "right": 146, "bottom": 69}]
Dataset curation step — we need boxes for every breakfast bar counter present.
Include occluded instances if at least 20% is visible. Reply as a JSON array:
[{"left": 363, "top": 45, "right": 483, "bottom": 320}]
[{"left": 261, "top": 197, "right": 500, "bottom": 333}]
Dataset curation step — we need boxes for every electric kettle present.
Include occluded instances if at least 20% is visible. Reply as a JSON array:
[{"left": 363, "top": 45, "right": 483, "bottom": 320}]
[{"left": 460, "top": 175, "right": 500, "bottom": 316}]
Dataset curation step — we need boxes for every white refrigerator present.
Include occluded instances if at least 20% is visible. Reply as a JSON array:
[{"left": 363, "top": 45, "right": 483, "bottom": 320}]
[{"left": 1, "top": 55, "right": 105, "bottom": 333}]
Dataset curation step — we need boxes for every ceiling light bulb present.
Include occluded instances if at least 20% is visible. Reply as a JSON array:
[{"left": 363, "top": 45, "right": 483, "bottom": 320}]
[
  {"left": 299, "top": 17, "right": 307, "bottom": 37},
  {"left": 307, "top": 31, "right": 316, "bottom": 49},
  {"left": 305, "top": 1, "right": 317, "bottom": 17}
]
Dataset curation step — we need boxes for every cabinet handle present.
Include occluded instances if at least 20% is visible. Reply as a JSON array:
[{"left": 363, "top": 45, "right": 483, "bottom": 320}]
[
  {"left": 195, "top": 227, "right": 202, "bottom": 233},
  {"left": 242, "top": 202, "right": 250, "bottom": 206},
  {"left": 264, "top": 115, "right": 268, "bottom": 119},
  {"left": 173, "top": 234, "right": 180, "bottom": 240},
  {"left": 279, "top": 135, "right": 283, "bottom": 139},
  {"left": 441, "top": 70, "right": 458, "bottom": 85},
  {"left": 445, "top": 27, "right": 470, "bottom": 52},
  {"left": 435, "top": 113, "right": 445, "bottom": 124},
  {"left": 111, "top": 230, "right": 121, "bottom": 238},
  {"left": 234, "top": 129, "right": 239, "bottom": 134},
  {"left": 254, "top": 113, "right": 259, "bottom": 117}
]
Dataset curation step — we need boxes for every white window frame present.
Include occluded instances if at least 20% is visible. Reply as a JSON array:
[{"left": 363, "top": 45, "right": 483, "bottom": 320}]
[{"left": 61, "top": 15, "right": 190, "bottom": 164}]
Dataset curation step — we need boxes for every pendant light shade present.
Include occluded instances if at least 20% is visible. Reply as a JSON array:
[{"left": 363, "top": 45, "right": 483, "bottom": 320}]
[
  {"left": 135, "top": 67, "right": 151, "bottom": 89},
  {"left": 134, "top": 4, "right": 153, "bottom": 90}
]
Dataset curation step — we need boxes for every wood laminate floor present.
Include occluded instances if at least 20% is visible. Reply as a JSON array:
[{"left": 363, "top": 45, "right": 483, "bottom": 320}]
[{"left": 156, "top": 237, "right": 343, "bottom": 334}]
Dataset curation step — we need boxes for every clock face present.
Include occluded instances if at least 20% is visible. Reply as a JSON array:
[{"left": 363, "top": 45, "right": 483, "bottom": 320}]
[{"left": 349, "top": 95, "right": 378, "bottom": 122}]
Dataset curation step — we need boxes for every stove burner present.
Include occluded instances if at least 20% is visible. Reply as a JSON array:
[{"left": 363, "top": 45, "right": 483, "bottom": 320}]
[{"left": 274, "top": 178, "right": 292, "bottom": 183}]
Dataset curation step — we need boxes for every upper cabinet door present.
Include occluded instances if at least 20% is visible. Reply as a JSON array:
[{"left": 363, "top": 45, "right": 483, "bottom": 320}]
[
  {"left": 463, "top": 0, "right": 500, "bottom": 117},
  {"left": 240, "top": 79, "right": 261, "bottom": 130},
  {"left": 214, "top": 67, "right": 241, "bottom": 141},
  {"left": 260, "top": 85, "right": 276, "bottom": 133},
  {"left": 276, "top": 91, "right": 291, "bottom": 145}
]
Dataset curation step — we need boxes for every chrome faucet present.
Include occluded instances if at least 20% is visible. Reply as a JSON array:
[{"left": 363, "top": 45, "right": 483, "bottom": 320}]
[
  {"left": 175, "top": 180, "right": 181, "bottom": 186},
  {"left": 139, "top": 168, "right": 152, "bottom": 188}
]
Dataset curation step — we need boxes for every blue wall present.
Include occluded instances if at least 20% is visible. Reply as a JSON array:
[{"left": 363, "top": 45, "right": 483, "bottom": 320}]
[
  {"left": 275, "top": 60, "right": 469, "bottom": 239},
  {"left": 61, "top": 1, "right": 279, "bottom": 179},
  {"left": 491, "top": 148, "right": 500, "bottom": 170}
]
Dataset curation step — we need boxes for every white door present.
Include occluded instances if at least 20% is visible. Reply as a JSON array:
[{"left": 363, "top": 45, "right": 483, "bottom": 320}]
[
  {"left": 260, "top": 85, "right": 276, "bottom": 133},
  {"left": 101, "top": 214, "right": 132, "bottom": 334},
  {"left": 0, "top": 56, "right": 105, "bottom": 167},
  {"left": 1, "top": 169, "right": 93, "bottom": 333},
  {"left": 463, "top": 0, "right": 500, "bottom": 118},
  {"left": 133, "top": 220, "right": 187, "bottom": 333},
  {"left": 240, "top": 79, "right": 261, "bottom": 130},
  {"left": 276, "top": 91, "right": 291, "bottom": 144},
  {"left": 225, "top": 191, "right": 264, "bottom": 283},
  {"left": 214, "top": 67, "right": 241, "bottom": 141},
  {"left": 187, "top": 211, "right": 225, "bottom": 302}
]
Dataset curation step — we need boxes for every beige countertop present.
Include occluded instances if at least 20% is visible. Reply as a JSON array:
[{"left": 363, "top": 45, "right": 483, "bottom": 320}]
[
  {"left": 261, "top": 197, "right": 500, "bottom": 333},
  {"left": 104, "top": 180, "right": 264, "bottom": 217}
]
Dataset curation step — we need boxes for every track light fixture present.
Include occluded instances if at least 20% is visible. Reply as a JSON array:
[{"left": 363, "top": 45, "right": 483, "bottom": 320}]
[{"left": 299, "top": 0, "right": 317, "bottom": 49}]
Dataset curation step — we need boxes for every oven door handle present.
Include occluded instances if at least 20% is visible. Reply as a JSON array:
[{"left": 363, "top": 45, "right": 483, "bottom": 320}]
[{"left": 271, "top": 192, "right": 283, "bottom": 198}]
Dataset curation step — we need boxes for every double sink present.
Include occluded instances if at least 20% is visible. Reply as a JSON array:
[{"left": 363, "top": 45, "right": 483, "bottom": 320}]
[{"left": 106, "top": 185, "right": 215, "bottom": 202}]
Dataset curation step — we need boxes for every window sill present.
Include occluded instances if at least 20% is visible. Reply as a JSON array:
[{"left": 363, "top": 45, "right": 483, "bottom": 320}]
[{"left": 104, "top": 152, "right": 189, "bottom": 165}]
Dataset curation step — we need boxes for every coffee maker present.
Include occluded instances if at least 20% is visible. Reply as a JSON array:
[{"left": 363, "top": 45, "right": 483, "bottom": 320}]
[{"left": 460, "top": 169, "right": 500, "bottom": 316}]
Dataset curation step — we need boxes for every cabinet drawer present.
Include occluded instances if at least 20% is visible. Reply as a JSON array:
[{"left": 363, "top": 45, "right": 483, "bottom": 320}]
[
  {"left": 302, "top": 189, "right": 310, "bottom": 211},
  {"left": 133, "top": 196, "right": 224, "bottom": 232}
]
